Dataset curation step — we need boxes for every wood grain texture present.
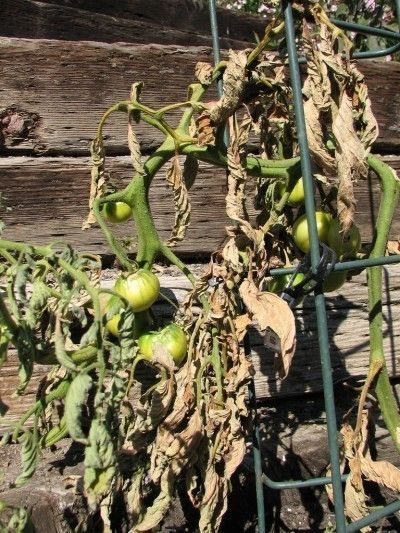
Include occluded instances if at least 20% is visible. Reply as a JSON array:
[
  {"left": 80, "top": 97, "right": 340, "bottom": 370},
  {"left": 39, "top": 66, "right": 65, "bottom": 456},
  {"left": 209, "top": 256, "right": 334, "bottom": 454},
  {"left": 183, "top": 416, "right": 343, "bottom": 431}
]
[
  {"left": 1, "top": 264, "right": 399, "bottom": 427},
  {"left": 0, "top": 155, "right": 399, "bottom": 255},
  {"left": 1, "top": 38, "right": 400, "bottom": 155},
  {"left": 0, "top": 0, "right": 266, "bottom": 45}
]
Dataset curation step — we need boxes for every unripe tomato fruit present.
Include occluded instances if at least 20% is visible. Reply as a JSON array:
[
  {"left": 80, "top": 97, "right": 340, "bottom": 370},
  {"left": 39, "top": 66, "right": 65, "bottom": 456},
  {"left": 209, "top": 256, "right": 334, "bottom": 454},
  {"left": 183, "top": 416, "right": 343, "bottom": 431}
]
[
  {"left": 138, "top": 324, "right": 187, "bottom": 365},
  {"left": 323, "top": 270, "right": 347, "bottom": 292},
  {"left": 268, "top": 272, "right": 305, "bottom": 293},
  {"left": 115, "top": 269, "right": 160, "bottom": 312},
  {"left": 106, "top": 309, "right": 153, "bottom": 338},
  {"left": 327, "top": 219, "right": 361, "bottom": 257},
  {"left": 137, "top": 332, "right": 154, "bottom": 359},
  {"left": 277, "top": 178, "right": 305, "bottom": 207},
  {"left": 102, "top": 201, "right": 133, "bottom": 223},
  {"left": 292, "top": 211, "right": 332, "bottom": 253}
]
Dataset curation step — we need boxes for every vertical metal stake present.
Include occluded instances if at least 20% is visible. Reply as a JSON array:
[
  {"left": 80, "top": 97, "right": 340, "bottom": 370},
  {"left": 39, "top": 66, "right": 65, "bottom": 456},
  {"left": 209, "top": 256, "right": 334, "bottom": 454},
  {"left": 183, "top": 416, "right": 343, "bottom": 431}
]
[{"left": 281, "top": 1, "right": 347, "bottom": 531}]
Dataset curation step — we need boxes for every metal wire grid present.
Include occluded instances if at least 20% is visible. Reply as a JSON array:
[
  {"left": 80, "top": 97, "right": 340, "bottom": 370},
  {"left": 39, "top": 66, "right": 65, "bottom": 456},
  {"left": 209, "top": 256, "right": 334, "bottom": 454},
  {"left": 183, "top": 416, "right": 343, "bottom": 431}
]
[{"left": 207, "top": 1, "right": 400, "bottom": 531}]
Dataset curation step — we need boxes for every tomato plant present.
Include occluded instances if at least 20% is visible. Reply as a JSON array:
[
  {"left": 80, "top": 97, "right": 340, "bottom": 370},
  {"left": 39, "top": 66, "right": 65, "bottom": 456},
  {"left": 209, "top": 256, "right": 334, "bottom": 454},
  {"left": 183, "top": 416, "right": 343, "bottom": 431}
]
[
  {"left": 292, "top": 211, "right": 332, "bottom": 252},
  {"left": 101, "top": 201, "right": 133, "bottom": 223},
  {"left": 115, "top": 269, "right": 160, "bottom": 312},
  {"left": 1, "top": 8, "right": 399, "bottom": 533}
]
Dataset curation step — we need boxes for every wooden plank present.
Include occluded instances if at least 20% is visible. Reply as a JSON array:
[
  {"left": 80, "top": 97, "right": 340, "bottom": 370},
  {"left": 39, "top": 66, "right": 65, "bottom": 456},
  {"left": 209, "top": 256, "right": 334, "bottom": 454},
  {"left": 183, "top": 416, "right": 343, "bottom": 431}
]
[
  {"left": 0, "top": 155, "right": 399, "bottom": 255},
  {"left": 1, "top": 264, "right": 399, "bottom": 427},
  {"left": 1, "top": 38, "right": 400, "bottom": 155},
  {"left": 0, "top": 0, "right": 256, "bottom": 48},
  {"left": 0, "top": 0, "right": 267, "bottom": 45}
]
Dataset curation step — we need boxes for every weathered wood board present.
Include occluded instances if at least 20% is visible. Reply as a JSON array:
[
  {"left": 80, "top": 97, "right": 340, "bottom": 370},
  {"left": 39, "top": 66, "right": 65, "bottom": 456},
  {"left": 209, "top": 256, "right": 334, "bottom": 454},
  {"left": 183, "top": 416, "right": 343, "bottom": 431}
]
[
  {"left": 0, "top": 0, "right": 265, "bottom": 47},
  {"left": 1, "top": 264, "right": 399, "bottom": 427},
  {"left": 0, "top": 155, "right": 399, "bottom": 256},
  {"left": 1, "top": 39, "right": 400, "bottom": 155}
]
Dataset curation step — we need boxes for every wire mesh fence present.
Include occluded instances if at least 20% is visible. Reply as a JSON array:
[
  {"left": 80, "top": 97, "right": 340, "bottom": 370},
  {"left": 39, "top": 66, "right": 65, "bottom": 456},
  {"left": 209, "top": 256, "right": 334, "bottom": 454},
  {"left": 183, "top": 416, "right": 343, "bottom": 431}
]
[{"left": 207, "top": 1, "right": 400, "bottom": 531}]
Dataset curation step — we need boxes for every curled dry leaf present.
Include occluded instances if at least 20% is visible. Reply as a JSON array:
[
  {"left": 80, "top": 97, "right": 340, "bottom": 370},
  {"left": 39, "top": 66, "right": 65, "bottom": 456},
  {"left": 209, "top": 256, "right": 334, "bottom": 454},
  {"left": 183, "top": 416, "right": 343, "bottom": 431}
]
[
  {"left": 165, "top": 155, "right": 191, "bottom": 246},
  {"left": 303, "top": 21, "right": 378, "bottom": 233},
  {"left": 196, "top": 111, "right": 215, "bottom": 146},
  {"left": 195, "top": 62, "right": 214, "bottom": 86},
  {"left": 82, "top": 137, "right": 107, "bottom": 230},
  {"left": 209, "top": 50, "right": 248, "bottom": 126},
  {"left": 239, "top": 279, "right": 296, "bottom": 379},
  {"left": 128, "top": 113, "right": 145, "bottom": 177},
  {"left": 226, "top": 116, "right": 265, "bottom": 252}
]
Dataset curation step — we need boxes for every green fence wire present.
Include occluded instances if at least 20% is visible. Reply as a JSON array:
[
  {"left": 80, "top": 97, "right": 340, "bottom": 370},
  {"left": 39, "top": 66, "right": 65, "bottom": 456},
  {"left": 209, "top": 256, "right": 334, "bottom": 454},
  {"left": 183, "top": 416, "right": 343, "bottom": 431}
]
[{"left": 207, "top": 1, "right": 400, "bottom": 531}]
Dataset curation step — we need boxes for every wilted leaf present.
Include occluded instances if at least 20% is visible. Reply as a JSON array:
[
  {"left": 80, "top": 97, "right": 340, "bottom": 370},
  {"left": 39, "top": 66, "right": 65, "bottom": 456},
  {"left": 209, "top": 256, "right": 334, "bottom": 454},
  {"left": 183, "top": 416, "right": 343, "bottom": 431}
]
[
  {"left": 361, "top": 458, "right": 400, "bottom": 493},
  {"left": 209, "top": 50, "right": 248, "bottom": 126},
  {"left": 84, "top": 420, "right": 117, "bottom": 509},
  {"left": 166, "top": 156, "right": 191, "bottom": 246},
  {"left": 128, "top": 113, "right": 145, "bottom": 176},
  {"left": 344, "top": 471, "right": 370, "bottom": 528},
  {"left": 134, "top": 470, "right": 174, "bottom": 532},
  {"left": 302, "top": 21, "right": 378, "bottom": 233},
  {"left": 15, "top": 430, "right": 39, "bottom": 487},
  {"left": 65, "top": 373, "right": 93, "bottom": 444},
  {"left": 233, "top": 314, "right": 252, "bottom": 341},
  {"left": 387, "top": 240, "right": 400, "bottom": 255},
  {"left": 196, "top": 112, "right": 215, "bottom": 146},
  {"left": 239, "top": 280, "right": 296, "bottom": 378},
  {"left": 195, "top": 62, "right": 214, "bottom": 85},
  {"left": 83, "top": 137, "right": 107, "bottom": 230},
  {"left": 226, "top": 117, "right": 264, "bottom": 251}
]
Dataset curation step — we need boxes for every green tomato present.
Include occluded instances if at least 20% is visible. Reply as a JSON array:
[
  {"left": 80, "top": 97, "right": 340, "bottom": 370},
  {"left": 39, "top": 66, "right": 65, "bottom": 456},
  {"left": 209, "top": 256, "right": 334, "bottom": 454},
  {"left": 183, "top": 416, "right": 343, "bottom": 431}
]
[
  {"left": 137, "top": 332, "right": 155, "bottom": 360},
  {"left": 292, "top": 211, "right": 332, "bottom": 253},
  {"left": 327, "top": 218, "right": 361, "bottom": 257},
  {"left": 268, "top": 272, "right": 305, "bottom": 293},
  {"left": 323, "top": 270, "right": 347, "bottom": 293},
  {"left": 106, "top": 313, "right": 121, "bottom": 337},
  {"left": 115, "top": 269, "right": 160, "bottom": 312},
  {"left": 101, "top": 201, "right": 133, "bottom": 223},
  {"left": 106, "top": 309, "right": 153, "bottom": 338},
  {"left": 103, "top": 290, "right": 153, "bottom": 338},
  {"left": 137, "top": 324, "right": 187, "bottom": 365},
  {"left": 277, "top": 178, "right": 305, "bottom": 207}
]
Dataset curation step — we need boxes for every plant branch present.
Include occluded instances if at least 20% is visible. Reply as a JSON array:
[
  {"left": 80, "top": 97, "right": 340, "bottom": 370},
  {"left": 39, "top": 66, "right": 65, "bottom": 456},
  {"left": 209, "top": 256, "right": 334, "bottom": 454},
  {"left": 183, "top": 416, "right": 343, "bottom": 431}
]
[{"left": 366, "top": 154, "right": 400, "bottom": 452}]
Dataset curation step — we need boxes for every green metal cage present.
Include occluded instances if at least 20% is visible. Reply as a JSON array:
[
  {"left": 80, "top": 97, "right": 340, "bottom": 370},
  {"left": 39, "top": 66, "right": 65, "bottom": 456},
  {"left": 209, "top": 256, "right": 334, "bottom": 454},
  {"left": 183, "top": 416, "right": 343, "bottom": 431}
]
[{"left": 207, "top": 1, "right": 400, "bottom": 531}]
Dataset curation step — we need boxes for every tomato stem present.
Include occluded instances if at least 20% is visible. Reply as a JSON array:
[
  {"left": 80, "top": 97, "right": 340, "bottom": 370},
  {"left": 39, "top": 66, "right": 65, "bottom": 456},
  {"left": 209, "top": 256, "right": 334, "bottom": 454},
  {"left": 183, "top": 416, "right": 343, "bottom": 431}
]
[{"left": 366, "top": 154, "right": 400, "bottom": 452}]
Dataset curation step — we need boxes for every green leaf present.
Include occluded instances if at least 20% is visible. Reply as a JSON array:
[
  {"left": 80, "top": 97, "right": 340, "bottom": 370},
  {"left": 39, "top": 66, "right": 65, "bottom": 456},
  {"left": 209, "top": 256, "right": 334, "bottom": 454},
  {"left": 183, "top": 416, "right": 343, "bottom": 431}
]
[
  {"left": 84, "top": 420, "right": 116, "bottom": 508},
  {"left": 15, "top": 430, "right": 39, "bottom": 487},
  {"left": 65, "top": 373, "right": 93, "bottom": 444}
]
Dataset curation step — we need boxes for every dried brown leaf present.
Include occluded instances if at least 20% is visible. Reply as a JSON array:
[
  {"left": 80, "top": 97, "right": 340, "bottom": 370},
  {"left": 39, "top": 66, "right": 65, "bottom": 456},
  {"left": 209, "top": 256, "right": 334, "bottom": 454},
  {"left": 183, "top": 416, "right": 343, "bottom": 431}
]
[
  {"left": 233, "top": 314, "right": 252, "bottom": 341},
  {"left": 387, "top": 240, "right": 400, "bottom": 255},
  {"left": 195, "top": 62, "right": 214, "bottom": 85},
  {"left": 209, "top": 50, "right": 248, "bottom": 126},
  {"left": 239, "top": 280, "right": 296, "bottom": 379},
  {"left": 226, "top": 118, "right": 264, "bottom": 251},
  {"left": 128, "top": 114, "right": 144, "bottom": 176},
  {"left": 196, "top": 112, "right": 215, "bottom": 146},
  {"left": 82, "top": 137, "right": 107, "bottom": 230},
  {"left": 344, "top": 471, "right": 370, "bottom": 528},
  {"left": 133, "top": 470, "right": 174, "bottom": 532},
  {"left": 165, "top": 155, "right": 191, "bottom": 246},
  {"left": 361, "top": 458, "right": 400, "bottom": 493}
]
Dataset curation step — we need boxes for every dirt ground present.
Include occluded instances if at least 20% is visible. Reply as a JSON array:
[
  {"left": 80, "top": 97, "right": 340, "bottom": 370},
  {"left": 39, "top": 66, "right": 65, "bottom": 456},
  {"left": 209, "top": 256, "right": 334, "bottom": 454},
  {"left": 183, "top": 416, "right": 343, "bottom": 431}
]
[{"left": 1, "top": 387, "right": 400, "bottom": 532}]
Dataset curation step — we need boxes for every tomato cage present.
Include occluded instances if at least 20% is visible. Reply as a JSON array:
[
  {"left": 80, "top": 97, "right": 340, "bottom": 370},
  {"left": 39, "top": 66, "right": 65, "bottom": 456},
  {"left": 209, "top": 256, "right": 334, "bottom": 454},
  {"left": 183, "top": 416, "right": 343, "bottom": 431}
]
[{"left": 207, "top": 1, "right": 400, "bottom": 531}]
